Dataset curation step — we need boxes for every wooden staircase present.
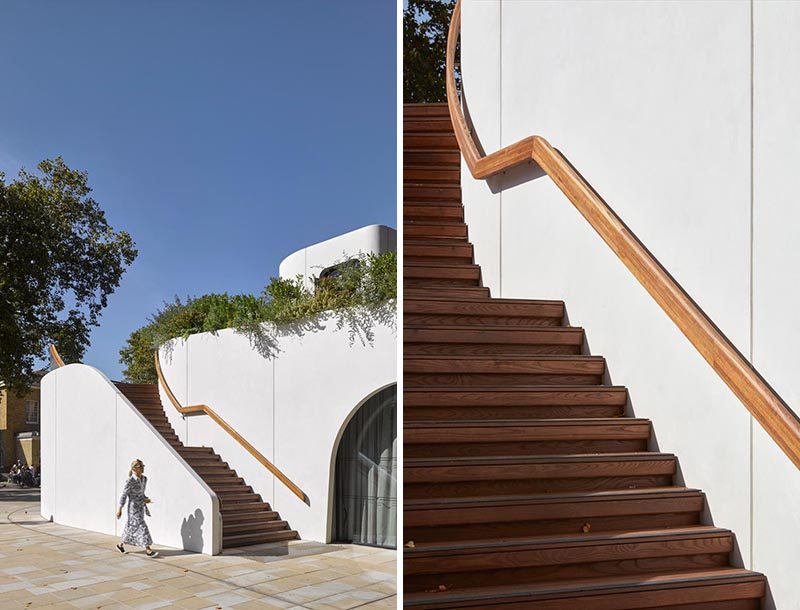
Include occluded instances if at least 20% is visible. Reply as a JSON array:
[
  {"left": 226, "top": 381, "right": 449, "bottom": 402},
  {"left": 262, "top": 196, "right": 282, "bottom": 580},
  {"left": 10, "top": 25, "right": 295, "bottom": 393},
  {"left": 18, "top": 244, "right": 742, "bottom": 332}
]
[
  {"left": 403, "top": 103, "right": 766, "bottom": 608},
  {"left": 115, "top": 382, "right": 298, "bottom": 549}
]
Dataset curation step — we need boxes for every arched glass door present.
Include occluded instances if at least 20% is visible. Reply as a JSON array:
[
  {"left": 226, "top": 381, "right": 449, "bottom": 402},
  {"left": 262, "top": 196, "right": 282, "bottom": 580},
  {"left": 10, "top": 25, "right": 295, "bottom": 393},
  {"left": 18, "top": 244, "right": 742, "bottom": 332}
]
[{"left": 332, "top": 385, "right": 397, "bottom": 548}]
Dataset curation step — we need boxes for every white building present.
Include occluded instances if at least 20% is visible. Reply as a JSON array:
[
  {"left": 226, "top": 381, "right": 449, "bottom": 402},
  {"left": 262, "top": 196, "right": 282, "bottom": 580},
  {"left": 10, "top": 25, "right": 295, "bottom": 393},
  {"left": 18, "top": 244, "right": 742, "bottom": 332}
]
[{"left": 41, "top": 225, "right": 397, "bottom": 555}]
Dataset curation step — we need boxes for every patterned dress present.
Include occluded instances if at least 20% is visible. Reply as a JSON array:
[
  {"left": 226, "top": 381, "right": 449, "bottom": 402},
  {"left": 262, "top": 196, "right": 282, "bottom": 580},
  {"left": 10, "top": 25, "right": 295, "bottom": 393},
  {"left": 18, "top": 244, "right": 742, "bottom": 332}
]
[{"left": 119, "top": 474, "right": 153, "bottom": 547}]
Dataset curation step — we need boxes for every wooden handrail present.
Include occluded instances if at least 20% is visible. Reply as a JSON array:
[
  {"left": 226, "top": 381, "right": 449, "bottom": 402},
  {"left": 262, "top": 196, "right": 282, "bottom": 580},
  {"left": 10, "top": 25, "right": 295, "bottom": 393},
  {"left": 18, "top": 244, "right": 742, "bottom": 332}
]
[
  {"left": 153, "top": 351, "right": 308, "bottom": 503},
  {"left": 49, "top": 344, "right": 66, "bottom": 368},
  {"left": 445, "top": 0, "right": 800, "bottom": 469}
]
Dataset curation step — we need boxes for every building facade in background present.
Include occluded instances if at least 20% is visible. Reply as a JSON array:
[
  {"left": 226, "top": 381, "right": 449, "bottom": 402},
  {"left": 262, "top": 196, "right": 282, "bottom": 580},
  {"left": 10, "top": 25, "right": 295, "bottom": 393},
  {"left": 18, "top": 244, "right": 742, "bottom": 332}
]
[{"left": 0, "top": 375, "right": 42, "bottom": 468}]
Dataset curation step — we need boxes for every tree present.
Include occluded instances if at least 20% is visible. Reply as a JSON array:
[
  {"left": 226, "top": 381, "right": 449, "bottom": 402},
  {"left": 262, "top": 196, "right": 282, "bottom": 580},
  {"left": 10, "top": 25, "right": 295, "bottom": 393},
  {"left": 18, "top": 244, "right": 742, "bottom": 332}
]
[
  {"left": 404, "top": 0, "right": 459, "bottom": 103},
  {"left": 0, "top": 157, "right": 137, "bottom": 392}
]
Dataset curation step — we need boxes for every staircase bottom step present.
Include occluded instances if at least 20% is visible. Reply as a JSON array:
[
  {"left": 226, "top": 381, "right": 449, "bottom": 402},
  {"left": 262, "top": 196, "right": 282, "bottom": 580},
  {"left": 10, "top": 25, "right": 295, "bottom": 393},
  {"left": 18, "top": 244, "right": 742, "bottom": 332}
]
[
  {"left": 223, "top": 530, "right": 299, "bottom": 548},
  {"left": 403, "top": 568, "right": 764, "bottom": 609}
]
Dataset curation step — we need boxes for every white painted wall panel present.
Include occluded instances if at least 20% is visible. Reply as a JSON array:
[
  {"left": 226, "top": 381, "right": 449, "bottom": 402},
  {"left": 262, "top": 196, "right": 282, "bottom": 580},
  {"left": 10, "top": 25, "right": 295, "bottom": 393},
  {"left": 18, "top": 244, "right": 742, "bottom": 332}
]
[
  {"left": 40, "top": 364, "right": 220, "bottom": 554},
  {"left": 752, "top": 2, "right": 800, "bottom": 607}
]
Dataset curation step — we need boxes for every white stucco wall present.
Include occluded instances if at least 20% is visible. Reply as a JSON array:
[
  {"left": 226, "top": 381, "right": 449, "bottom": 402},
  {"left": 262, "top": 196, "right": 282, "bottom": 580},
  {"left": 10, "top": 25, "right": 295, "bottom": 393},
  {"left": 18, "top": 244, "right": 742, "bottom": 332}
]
[
  {"left": 158, "top": 309, "right": 396, "bottom": 544},
  {"left": 41, "top": 364, "right": 220, "bottom": 554},
  {"left": 279, "top": 224, "right": 397, "bottom": 291},
  {"left": 462, "top": 1, "right": 800, "bottom": 607}
]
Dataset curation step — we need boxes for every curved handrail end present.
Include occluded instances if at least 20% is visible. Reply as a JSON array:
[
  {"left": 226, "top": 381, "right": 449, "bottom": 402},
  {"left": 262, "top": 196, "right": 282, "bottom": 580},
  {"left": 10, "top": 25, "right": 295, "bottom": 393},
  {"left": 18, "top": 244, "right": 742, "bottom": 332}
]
[{"left": 49, "top": 344, "right": 66, "bottom": 368}]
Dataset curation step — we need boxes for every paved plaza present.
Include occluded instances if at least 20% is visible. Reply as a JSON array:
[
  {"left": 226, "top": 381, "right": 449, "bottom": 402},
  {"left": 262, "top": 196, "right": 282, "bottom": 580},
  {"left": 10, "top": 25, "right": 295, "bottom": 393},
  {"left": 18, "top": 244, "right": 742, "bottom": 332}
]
[{"left": 0, "top": 486, "right": 396, "bottom": 610}]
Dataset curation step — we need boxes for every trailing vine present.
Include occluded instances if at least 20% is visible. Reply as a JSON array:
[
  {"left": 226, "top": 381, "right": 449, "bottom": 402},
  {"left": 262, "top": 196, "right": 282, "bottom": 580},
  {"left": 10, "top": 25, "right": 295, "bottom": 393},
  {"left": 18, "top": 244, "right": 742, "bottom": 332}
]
[{"left": 119, "top": 251, "right": 397, "bottom": 383}]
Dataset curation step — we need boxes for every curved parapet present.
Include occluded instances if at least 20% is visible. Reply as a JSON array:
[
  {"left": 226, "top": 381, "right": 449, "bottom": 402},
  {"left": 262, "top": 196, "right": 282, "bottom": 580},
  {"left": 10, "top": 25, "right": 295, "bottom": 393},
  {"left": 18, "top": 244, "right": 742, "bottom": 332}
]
[{"left": 41, "top": 363, "right": 221, "bottom": 555}]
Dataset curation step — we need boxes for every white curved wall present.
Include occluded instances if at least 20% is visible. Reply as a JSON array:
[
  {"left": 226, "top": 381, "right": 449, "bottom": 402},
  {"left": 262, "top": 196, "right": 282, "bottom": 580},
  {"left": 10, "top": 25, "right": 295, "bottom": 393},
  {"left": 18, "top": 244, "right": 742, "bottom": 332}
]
[
  {"left": 41, "top": 364, "right": 220, "bottom": 554},
  {"left": 158, "top": 309, "right": 396, "bottom": 544},
  {"left": 279, "top": 224, "right": 397, "bottom": 291},
  {"left": 462, "top": 1, "right": 800, "bottom": 607}
]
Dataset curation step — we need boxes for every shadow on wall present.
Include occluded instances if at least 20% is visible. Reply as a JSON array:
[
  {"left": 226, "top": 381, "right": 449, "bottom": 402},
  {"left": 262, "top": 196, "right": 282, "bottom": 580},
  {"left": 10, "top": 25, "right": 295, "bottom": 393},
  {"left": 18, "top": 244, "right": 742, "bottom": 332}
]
[
  {"left": 181, "top": 508, "right": 204, "bottom": 553},
  {"left": 239, "top": 303, "right": 397, "bottom": 361},
  {"left": 159, "top": 302, "right": 396, "bottom": 366},
  {"left": 573, "top": 305, "right": 775, "bottom": 606}
]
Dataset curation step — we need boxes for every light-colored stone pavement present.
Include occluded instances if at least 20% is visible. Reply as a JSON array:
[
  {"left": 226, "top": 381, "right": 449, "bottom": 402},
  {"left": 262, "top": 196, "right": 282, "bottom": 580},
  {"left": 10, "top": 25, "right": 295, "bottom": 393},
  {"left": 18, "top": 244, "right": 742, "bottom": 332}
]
[{"left": 0, "top": 486, "right": 396, "bottom": 610}]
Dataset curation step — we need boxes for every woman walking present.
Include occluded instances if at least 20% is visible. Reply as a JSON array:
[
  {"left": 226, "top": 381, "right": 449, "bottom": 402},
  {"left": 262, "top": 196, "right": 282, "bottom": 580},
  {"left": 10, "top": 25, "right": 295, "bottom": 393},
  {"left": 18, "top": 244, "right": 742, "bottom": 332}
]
[{"left": 116, "top": 459, "right": 159, "bottom": 557}]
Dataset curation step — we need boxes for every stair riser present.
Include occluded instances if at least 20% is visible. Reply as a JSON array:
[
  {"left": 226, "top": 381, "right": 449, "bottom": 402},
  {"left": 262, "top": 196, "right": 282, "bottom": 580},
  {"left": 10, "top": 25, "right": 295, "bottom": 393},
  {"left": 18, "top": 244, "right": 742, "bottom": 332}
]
[
  {"left": 405, "top": 206, "right": 464, "bottom": 222},
  {"left": 405, "top": 151, "right": 461, "bottom": 165},
  {"left": 407, "top": 543, "right": 731, "bottom": 592},
  {"left": 405, "top": 244, "right": 473, "bottom": 260},
  {"left": 212, "top": 487, "right": 255, "bottom": 496},
  {"left": 223, "top": 521, "right": 289, "bottom": 534},
  {"left": 404, "top": 134, "right": 458, "bottom": 149},
  {"left": 404, "top": 104, "right": 450, "bottom": 117},
  {"left": 205, "top": 478, "right": 245, "bottom": 487},
  {"left": 405, "top": 287, "right": 491, "bottom": 300},
  {"left": 405, "top": 329, "right": 584, "bottom": 347},
  {"left": 220, "top": 502, "right": 272, "bottom": 510},
  {"left": 404, "top": 389, "right": 628, "bottom": 408},
  {"left": 405, "top": 492, "right": 705, "bottom": 535},
  {"left": 218, "top": 494, "right": 262, "bottom": 504},
  {"left": 223, "top": 532, "right": 298, "bottom": 547},
  {"left": 405, "top": 314, "right": 561, "bottom": 327},
  {"left": 184, "top": 460, "right": 224, "bottom": 468},
  {"left": 405, "top": 405, "right": 625, "bottom": 421},
  {"left": 405, "top": 579, "right": 763, "bottom": 610},
  {"left": 404, "top": 118, "right": 454, "bottom": 133},
  {"left": 405, "top": 224, "right": 468, "bottom": 238},
  {"left": 405, "top": 257, "right": 475, "bottom": 266},
  {"left": 406, "top": 512, "right": 703, "bottom": 545},
  {"left": 194, "top": 468, "right": 237, "bottom": 477},
  {"left": 405, "top": 190, "right": 462, "bottom": 204},
  {"left": 405, "top": 300, "right": 563, "bottom": 319},
  {"left": 407, "top": 475, "right": 674, "bottom": 499},
  {"left": 404, "top": 344, "right": 581, "bottom": 356},
  {"left": 404, "top": 267, "right": 480, "bottom": 281},
  {"left": 405, "top": 168, "right": 460, "bottom": 183},
  {"left": 405, "top": 422, "right": 649, "bottom": 445},
  {"left": 222, "top": 511, "right": 279, "bottom": 523},
  {"left": 406, "top": 439, "right": 648, "bottom": 458},
  {"left": 405, "top": 373, "right": 603, "bottom": 386},
  {"left": 405, "top": 279, "right": 481, "bottom": 288}
]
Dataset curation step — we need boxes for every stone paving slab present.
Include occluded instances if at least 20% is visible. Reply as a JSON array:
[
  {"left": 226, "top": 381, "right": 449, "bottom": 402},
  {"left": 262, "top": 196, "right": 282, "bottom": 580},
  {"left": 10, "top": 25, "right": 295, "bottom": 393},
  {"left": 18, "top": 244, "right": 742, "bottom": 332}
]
[{"left": 0, "top": 487, "right": 396, "bottom": 610}]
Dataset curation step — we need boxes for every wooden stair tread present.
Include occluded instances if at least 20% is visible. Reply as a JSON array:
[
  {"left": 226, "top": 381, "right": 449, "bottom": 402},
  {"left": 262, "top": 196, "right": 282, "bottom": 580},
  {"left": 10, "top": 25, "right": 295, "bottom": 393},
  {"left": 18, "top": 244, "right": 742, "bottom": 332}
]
[
  {"left": 404, "top": 296, "right": 563, "bottom": 307},
  {"left": 405, "top": 525, "right": 730, "bottom": 555},
  {"left": 405, "top": 486, "right": 700, "bottom": 508},
  {"left": 405, "top": 418, "right": 649, "bottom": 429},
  {"left": 403, "top": 568, "right": 764, "bottom": 606},
  {"left": 405, "top": 324, "right": 581, "bottom": 332},
  {"left": 406, "top": 452, "right": 674, "bottom": 468}
]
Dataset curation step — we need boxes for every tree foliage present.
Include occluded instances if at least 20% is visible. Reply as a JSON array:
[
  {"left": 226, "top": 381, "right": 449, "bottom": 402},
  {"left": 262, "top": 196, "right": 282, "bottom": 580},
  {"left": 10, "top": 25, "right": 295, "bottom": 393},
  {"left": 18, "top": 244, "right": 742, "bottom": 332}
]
[
  {"left": 119, "top": 251, "right": 397, "bottom": 383},
  {"left": 404, "top": 0, "right": 459, "bottom": 103},
  {"left": 0, "top": 158, "right": 137, "bottom": 392}
]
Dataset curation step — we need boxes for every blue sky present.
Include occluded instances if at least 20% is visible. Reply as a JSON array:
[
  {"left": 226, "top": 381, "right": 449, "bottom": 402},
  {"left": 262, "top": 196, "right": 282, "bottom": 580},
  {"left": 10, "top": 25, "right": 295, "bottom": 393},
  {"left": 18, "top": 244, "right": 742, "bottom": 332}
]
[{"left": 0, "top": 1, "right": 397, "bottom": 380}]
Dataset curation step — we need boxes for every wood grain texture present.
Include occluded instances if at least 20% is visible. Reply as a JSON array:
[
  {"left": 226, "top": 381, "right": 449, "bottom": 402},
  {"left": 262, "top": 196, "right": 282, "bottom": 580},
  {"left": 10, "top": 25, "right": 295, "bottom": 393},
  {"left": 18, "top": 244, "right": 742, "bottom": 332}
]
[
  {"left": 153, "top": 351, "right": 307, "bottom": 503},
  {"left": 445, "top": 0, "right": 800, "bottom": 471},
  {"left": 49, "top": 344, "right": 66, "bottom": 367}
]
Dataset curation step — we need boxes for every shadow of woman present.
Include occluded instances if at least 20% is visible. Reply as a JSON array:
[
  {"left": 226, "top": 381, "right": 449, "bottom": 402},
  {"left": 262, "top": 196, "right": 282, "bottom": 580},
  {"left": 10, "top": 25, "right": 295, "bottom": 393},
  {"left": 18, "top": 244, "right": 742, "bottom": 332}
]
[{"left": 181, "top": 508, "right": 204, "bottom": 552}]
